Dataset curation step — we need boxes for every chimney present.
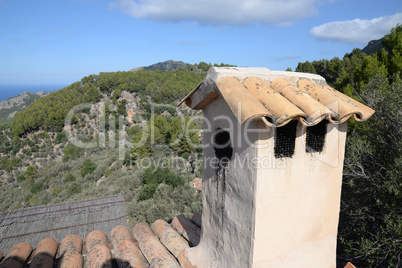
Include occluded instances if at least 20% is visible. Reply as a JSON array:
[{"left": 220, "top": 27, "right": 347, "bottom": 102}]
[{"left": 179, "top": 67, "right": 374, "bottom": 268}]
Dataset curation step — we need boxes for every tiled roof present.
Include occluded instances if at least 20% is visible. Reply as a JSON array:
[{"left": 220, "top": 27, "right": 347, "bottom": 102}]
[
  {"left": 0, "top": 212, "right": 202, "bottom": 268},
  {"left": 180, "top": 67, "right": 374, "bottom": 127},
  {"left": 0, "top": 194, "right": 127, "bottom": 254}
]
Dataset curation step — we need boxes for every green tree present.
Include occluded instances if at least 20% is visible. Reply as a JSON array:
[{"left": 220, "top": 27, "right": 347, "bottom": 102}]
[
  {"left": 296, "top": 61, "right": 316, "bottom": 74},
  {"left": 382, "top": 24, "right": 402, "bottom": 76},
  {"left": 338, "top": 75, "right": 402, "bottom": 267},
  {"left": 353, "top": 55, "right": 388, "bottom": 90}
]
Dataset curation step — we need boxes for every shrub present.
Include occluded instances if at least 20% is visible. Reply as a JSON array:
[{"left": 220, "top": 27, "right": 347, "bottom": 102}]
[
  {"left": 80, "top": 159, "right": 97, "bottom": 177},
  {"left": 25, "top": 165, "right": 37, "bottom": 179},
  {"left": 16, "top": 174, "right": 26, "bottom": 182},
  {"left": 105, "top": 168, "right": 113, "bottom": 178},
  {"left": 181, "top": 152, "right": 190, "bottom": 161},
  {"left": 63, "top": 173, "right": 76, "bottom": 183},
  {"left": 30, "top": 182, "right": 44, "bottom": 194},
  {"left": 51, "top": 186, "right": 62, "bottom": 195},
  {"left": 165, "top": 172, "right": 185, "bottom": 188},
  {"left": 137, "top": 183, "right": 158, "bottom": 201},
  {"left": 142, "top": 166, "right": 185, "bottom": 188},
  {"left": 55, "top": 132, "right": 67, "bottom": 144},
  {"left": 62, "top": 143, "right": 83, "bottom": 162},
  {"left": 67, "top": 184, "right": 81, "bottom": 195}
]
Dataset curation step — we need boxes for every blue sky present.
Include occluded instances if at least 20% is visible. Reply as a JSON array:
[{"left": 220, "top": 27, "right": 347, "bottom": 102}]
[{"left": 0, "top": 0, "right": 401, "bottom": 85}]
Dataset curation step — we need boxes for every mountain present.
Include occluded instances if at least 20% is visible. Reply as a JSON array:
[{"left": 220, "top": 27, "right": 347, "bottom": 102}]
[
  {"left": 130, "top": 60, "right": 189, "bottom": 72},
  {"left": 362, "top": 38, "right": 384, "bottom": 55},
  {"left": 0, "top": 91, "right": 48, "bottom": 124}
]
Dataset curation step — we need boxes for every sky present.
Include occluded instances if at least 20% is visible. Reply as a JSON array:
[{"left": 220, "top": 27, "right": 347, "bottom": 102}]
[{"left": 0, "top": 0, "right": 401, "bottom": 86}]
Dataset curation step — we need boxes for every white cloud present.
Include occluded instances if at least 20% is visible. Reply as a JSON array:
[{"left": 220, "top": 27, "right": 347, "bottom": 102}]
[
  {"left": 310, "top": 13, "right": 402, "bottom": 45},
  {"left": 109, "top": 0, "right": 318, "bottom": 26}
]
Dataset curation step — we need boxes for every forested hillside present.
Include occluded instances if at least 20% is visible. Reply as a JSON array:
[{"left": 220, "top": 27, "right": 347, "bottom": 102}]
[
  {"left": 11, "top": 62, "right": 233, "bottom": 137},
  {"left": 296, "top": 25, "right": 401, "bottom": 268},
  {"left": 130, "top": 60, "right": 189, "bottom": 71},
  {"left": 0, "top": 62, "right": 236, "bottom": 228}
]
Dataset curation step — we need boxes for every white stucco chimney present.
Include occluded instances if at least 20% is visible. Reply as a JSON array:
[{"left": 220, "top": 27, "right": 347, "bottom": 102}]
[{"left": 179, "top": 67, "right": 374, "bottom": 268}]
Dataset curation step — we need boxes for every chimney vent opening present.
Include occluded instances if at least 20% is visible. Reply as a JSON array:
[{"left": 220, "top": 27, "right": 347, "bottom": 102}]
[
  {"left": 305, "top": 120, "right": 328, "bottom": 153},
  {"left": 274, "top": 121, "right": 297, "bottom": 158},
  {"left": 213, "top": 129, "right": 233, "bottom": 166}
]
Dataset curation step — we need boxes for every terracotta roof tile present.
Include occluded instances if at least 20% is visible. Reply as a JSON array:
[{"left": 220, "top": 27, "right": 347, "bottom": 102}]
[
  {"left": 29, "top": 237, "right": 58, "bottom": 268},
  {"left": 86, "top": 244, "right": 112, "bottom": 268},
  {"left": 85, "top": 230, "right": 108, "bottom": 252},
  {"left": 344, "top": 262, "right": 356, "bottom": 268},
  {"left": 114, "top": 240, "right": 144, "bottom": 268},
  {"left": 133, "top": 223, "right": 180, "bottom": 268},
  {"left": 171, "top": 215, "right": 201, "bottom": 247},
  {"left": 0, "top": 242, "right": 33, "bottom": 268},
  {"left": 59, "top": 234, "right": 83, "bottom": 256},
  {"left": 33, "top": 237, "right": 58, "bottom": 256},
  {"left": 151, "top": 219, "right": 189, "bottom": 258},
  {"left": 180, "top": 67, "right": 374, "bottom": 127},
  {"left": 0, "top": 211, "right": 201, "bottom": 268},
  {"left": 58, "top": 251, "right": 83, "bottom": 268},
  {"left": 111, "top": 225, "right": 133, "bottom": 248},
  {"left": 58, "top": 234, "right": 83, "bottom": 268}
]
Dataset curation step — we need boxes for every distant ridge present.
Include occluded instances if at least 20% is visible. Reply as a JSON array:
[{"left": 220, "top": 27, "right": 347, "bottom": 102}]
[
  {"left": 362, "top": 38, "right": 384, "bottom": 55},
  {"left": 130, "top": 60, "right": 189, "bottom": 72},
  {"left": 0, "top": 91, "right": 48, "bottom": 124}
]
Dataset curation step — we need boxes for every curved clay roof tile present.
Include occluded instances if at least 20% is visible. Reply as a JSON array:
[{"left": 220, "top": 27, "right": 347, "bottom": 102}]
[
  {"left": 85, "top": 230, "right": 108, "bottom": 252},
  {"left": 58, "top": 235, "right": 84, "bottom": 268},
  {"left": 1, "top": 242, "right": 33, "bottom": 268},
  {"left": 86, "top": 244, "right": 112, "bottom": 268},
  {"left": 111, "top": 225, "right": 132, "bottom": 248},
  {"left": 29, "top": 237, "right": 58, "bottom": 268},
  {"left": 58, "top": 251, "right": 83, "bottom": 268},
  {"left": 171, "top": 215, "right": 201, "bottom": 247},
  {"left": 151, "top": 219, "right": 189, "bottom": 258},
  {"left": 59, "top": 234, "right": 83, "bottom": 256},
  {"left": 132, "top": 223, "right": 179, "bottom": 268},
  {"left": 114, "top": 240, "right": 143, "bottom": 268}
]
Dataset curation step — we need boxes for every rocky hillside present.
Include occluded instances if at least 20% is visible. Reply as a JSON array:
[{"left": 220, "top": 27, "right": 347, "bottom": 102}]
[
  {"left": 0, "top": 91, "right": 48, "bottom": 124},
  {"left": 0, "top": 86, "right": 203, "bottom": 226}
]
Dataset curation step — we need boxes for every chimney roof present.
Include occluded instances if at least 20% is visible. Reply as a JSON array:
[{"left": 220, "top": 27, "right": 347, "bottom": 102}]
[{"left": 179, "top": 67, "right": 374, "bottom": 127}]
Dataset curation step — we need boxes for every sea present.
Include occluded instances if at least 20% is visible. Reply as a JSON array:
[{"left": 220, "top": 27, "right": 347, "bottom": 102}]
[{"left": 0, "top": 84, "right": 69, "bottom": 101}]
